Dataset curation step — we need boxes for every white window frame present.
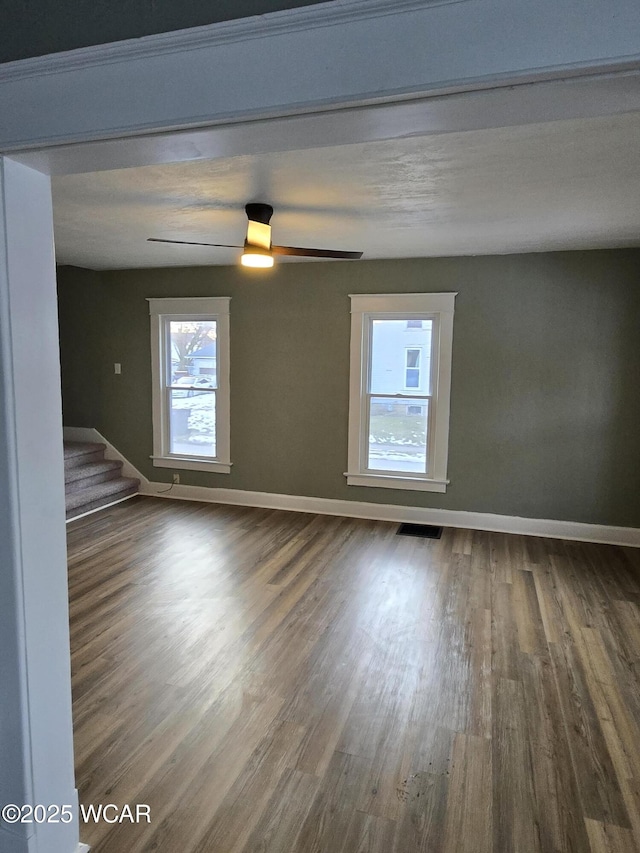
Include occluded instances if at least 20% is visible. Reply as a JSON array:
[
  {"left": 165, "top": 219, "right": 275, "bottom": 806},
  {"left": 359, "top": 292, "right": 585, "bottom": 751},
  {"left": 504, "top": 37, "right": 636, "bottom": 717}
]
[
  {"left": 346, "top": 292, "right": 456, "bottom": 493},
  {"left": 148, "top": 296, "right": 231, "bottom": 473}
]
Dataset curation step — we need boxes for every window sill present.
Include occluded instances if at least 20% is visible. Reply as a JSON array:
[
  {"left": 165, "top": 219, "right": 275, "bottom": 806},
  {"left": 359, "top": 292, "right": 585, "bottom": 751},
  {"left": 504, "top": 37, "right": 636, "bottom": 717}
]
[
  {"left": 152, "top": 456, "right": 232, "bottom": 474},
  {"left": 345, "top": 472, "right": 448, "bottom": 493}
]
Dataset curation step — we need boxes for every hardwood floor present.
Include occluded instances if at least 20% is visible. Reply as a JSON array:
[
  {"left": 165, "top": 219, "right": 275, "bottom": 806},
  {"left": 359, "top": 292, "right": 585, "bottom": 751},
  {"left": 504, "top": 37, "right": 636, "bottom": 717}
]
[{"left": 67, "top": 496, "right": 640, "bottom": 853}]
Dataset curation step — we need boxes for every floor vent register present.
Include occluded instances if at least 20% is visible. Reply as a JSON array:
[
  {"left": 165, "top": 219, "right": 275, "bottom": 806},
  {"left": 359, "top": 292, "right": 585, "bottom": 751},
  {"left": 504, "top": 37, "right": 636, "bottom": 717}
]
[{"left": 396, "top": 523, "right": 443, "bottom": 539}]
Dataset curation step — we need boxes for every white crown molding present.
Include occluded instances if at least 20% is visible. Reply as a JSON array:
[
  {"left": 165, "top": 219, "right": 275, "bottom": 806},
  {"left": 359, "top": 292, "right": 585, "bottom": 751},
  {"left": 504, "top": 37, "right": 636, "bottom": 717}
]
[
  {"left": 1, "top": 0, "right": 638, "bottom": 87},
  {"left": 0, "top": 0, "right": 467, "bottom": 82},
  {"left": 139, "top": 481, "right": 640, "bottom": 548}
]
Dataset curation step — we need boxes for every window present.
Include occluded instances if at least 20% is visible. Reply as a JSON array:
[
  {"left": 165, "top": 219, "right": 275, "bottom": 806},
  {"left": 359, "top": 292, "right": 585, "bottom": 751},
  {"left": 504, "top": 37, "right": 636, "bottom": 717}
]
[
  {"left": 405, "top": 348, "right": 421, "bottom": 388},
  {"left": 346, "top": 293, "right": 456, "bottom": 492},
  {"left": 148, "top": 297, "right": 231, "bottom": 473}
]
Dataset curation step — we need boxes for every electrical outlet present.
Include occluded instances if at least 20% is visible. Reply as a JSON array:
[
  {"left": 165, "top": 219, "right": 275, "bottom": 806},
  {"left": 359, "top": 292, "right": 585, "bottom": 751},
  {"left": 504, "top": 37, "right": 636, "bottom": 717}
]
[
  {"left": 172, "top": 473, "right": 180, "bottom": 484},
  {"left": 114, "top": 363, "right": 121, "bottom": 374}
]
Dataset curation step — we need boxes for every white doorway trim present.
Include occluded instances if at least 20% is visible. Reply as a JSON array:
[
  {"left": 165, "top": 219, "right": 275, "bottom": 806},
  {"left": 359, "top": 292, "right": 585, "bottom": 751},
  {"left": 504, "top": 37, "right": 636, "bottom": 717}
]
[{"left": 0, "top": 158, "right": 79, "bottom": 853}]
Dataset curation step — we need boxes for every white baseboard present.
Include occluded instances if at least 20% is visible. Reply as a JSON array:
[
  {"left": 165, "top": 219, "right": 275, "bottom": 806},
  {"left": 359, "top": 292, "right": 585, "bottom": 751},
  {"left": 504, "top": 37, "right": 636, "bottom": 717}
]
[
  {"left": 139, "top": 481, "right": 640, "bottom": 548},
  {"left": 78, "top": 844, "right": 90, "bottom": 852},
  {"left": 66, "top": 492, "right": 139, "bottom": 524},
  {"left": 62, "top": 429, "right": 640, "bottom": 547},
  {"left": 63, "top": 427, "right": 150, "bottom": 487}
]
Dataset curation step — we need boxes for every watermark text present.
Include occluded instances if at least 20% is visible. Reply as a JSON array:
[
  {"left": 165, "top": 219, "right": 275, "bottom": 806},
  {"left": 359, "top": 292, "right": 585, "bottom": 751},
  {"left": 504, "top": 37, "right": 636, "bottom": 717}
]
[{"left": 1, "top": 803, "right": 151, "bottom": 825}]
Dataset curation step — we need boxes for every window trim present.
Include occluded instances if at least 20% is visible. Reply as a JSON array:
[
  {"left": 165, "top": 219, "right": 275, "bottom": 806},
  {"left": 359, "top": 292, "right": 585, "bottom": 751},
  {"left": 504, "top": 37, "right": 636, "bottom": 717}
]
[
  {"left": 148, "top": 296, "right": 231, "bottom": 473},
  {"left": 346, "top": 292, "right": 456, "bottom": 493}
]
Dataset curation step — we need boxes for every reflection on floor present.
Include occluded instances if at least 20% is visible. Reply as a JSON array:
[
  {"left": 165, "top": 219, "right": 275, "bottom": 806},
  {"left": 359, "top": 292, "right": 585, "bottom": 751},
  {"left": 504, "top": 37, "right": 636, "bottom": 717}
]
[{"left": 68, "top": 496, "right": 640, "bottom": 853}]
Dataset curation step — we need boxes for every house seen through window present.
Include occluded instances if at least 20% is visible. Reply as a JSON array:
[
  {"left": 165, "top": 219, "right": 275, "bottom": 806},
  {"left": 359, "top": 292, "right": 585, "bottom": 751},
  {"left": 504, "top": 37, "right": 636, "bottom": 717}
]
[
  {"left": 347, "top": 293, "right": 456, "bottom": 492},
  {"left": 368, "top": 320, "right": 432, "bottom": 473}
]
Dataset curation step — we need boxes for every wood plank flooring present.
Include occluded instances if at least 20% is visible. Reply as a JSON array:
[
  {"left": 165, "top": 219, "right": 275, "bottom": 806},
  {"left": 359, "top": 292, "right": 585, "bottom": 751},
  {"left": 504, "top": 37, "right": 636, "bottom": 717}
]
[{"left": 67, "top": 496, "right": 640, "bottom": 853}]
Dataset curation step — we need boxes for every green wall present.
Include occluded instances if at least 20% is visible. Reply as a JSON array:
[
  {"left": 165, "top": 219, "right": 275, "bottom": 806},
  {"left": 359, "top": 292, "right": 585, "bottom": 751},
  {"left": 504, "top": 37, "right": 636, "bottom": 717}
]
[{"left": 57, "top": 251, "right": 640, "bottom": 527}]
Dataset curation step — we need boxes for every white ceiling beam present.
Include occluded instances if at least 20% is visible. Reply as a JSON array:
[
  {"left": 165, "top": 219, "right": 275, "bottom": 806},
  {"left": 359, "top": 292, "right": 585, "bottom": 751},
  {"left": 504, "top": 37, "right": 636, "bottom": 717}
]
[
  {"left": 13, "top": 70, "right": 640, "bottom": 176},
  {"left": 1, "top": 0, "right": 639, "bottom": 166}
]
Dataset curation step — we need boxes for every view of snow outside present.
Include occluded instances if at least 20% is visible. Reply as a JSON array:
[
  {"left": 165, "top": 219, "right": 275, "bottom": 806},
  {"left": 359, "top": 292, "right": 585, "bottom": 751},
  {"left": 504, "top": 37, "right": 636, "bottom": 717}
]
[
  {"left": 170, "top": 391, "right": 216, "bottom": 456},
  {"left": 168, "top": 321, "right": 217, "bottom": 456}
]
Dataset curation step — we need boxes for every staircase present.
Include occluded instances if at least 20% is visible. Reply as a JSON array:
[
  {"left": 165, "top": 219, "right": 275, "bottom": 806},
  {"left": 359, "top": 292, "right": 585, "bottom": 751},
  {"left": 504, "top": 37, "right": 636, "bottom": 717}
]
[{"left": 64, "top": 441, "right": 139, "bottom": 520}]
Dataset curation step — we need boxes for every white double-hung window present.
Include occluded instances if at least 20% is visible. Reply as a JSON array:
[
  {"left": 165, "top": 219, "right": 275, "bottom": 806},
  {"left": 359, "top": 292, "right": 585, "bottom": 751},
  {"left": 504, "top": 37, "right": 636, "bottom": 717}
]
[
  {"left": 346, "top": 293, "right": 456, "bottom": 493},
  {"left": 148, "top": 297, "right": 231, "bottom": 473}
]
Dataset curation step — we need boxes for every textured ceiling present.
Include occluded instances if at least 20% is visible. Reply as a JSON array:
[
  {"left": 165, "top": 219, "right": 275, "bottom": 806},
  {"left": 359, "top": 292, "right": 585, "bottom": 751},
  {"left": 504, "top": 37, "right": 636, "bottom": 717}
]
[{"left": 52, "top": 111, "right": 640, "bottom": 270}]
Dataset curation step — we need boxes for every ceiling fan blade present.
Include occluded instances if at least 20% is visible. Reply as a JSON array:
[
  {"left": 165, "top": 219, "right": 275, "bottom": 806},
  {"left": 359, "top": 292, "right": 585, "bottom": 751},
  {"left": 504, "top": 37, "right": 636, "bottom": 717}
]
[
  {"left": 147, "top": 238, "right": 243, "bottom": 248},
  {"left": 271, "top": 245, "right": 363, "bottom": 259}
]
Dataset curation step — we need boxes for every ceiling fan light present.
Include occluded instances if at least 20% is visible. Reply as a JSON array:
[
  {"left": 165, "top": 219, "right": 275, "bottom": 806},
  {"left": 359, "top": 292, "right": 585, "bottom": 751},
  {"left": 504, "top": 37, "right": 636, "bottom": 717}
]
[{"left": 241, "top": 245, "right": 274, "bottom": 269}]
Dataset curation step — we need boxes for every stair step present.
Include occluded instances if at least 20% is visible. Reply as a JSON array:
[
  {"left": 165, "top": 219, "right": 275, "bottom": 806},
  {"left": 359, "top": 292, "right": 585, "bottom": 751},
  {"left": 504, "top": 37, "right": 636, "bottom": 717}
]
[
  {"left": 66, "top": 485, "right": 139, "bottom": 520},
  {"left": 66, "top": 466, "right": 124, "bottom": 493},
  {"left": 65, "top": 476, "right": 140, "bottom": 518},
  {"left": 65, "top": 458, "right": 122, "bottom": 484},
  {"left": 63, "top": 439, "right": 140, "bottom": 520},
  {"left": 64, "top": 440, "right": 106, "bottom": 469}
]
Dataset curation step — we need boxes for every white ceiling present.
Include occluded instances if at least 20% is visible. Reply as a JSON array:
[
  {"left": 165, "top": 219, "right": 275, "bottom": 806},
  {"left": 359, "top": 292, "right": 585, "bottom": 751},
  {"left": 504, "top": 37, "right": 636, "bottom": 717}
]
[{"left": 51, "top": 111, "right": 640, "bottom": 269}]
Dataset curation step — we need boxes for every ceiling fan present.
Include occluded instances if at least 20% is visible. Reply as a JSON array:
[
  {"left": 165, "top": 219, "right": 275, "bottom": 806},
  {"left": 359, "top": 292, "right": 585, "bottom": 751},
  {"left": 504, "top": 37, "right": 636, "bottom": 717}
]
[{"left": 148, "top": 202, "right": 363, "bottom": 268}]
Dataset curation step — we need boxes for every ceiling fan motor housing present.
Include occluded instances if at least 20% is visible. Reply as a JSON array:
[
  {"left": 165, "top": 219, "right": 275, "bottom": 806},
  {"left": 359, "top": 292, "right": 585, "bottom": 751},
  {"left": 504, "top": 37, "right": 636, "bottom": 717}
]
[{"left": 245, "top": 203, "right": 274, "bottom": 225}]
